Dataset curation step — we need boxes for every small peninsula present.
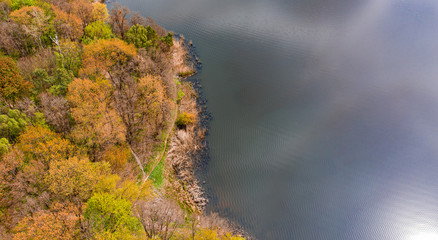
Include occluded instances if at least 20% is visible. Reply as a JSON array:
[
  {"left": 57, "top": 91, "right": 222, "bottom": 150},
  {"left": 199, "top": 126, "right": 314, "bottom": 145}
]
[{"left": 0, "top": 0, "right": 245, "bottom": 239}]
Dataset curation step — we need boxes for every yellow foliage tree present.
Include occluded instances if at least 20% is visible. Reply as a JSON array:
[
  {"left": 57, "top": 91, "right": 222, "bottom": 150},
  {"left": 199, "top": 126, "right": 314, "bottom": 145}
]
[
  {"left": 17, "top": 125, "right": 74, "bottom": 167},
  {"left": 91, "top": 2, "right": 109, "bottom": 22},
  {"left": 45, "top": 156, "right": 112, "bottom": 202}
]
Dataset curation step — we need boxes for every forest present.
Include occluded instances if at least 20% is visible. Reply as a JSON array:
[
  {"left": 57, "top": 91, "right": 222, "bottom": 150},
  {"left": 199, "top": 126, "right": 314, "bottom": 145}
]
[{"left": 0, "top": 0, "right": 245, "bottom": 239}]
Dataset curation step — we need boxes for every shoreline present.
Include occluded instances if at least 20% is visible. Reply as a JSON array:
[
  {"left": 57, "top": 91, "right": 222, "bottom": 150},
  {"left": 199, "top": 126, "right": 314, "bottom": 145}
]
[
  {"left": 165, "top": 35, "right": 209, "bottom": 212},
  {"left": 173, "top": 36, "right": 251, "bottom": 238}
]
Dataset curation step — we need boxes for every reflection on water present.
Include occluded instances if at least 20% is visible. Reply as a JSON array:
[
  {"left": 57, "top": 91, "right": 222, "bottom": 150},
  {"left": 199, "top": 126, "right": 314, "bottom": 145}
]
[{"left": 117, "top": 0, "right": 438, "bottom": 239}]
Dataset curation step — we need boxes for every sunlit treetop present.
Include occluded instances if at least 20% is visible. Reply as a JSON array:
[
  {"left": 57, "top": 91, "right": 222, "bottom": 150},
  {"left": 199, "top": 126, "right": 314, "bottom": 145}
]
[{"left": 79, "top": 38, "right": 137, "bottom": 78}]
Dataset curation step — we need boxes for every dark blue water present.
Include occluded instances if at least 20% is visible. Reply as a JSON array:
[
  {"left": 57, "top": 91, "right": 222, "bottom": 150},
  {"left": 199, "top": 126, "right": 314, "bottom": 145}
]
[{"left": 116, "top": 0, "right": 438, "bottom": 239}]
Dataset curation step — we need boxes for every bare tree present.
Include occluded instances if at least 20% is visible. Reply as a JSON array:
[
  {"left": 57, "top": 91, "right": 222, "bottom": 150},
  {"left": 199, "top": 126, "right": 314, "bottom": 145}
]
[
  {"left": 0, "top": 1, "right": 10, "bottom": 20},
  {"left": 107, "top": 60, "right": 169, "bottom": 163},
  {"left": 14, "top": 98, "right": 37, "bottom": 120},
  {"left": 0, "top": 22, "right": 30, "bottom": 56},
  {"left": 39, "top": 93, "right": 71, "bottom": 134},
  {"left": 107, "top": 62, "right": 139, "bottom": 147},
  {"left": 129, "top": 12, "right": 147, "bottom": 27},
  {"left": 145, "top": 17, "right": 167, "bottom": 36},
  {"left": 109, "top": 4, "right": 130, "bottom": 38},
  {"left": 17, "top": 48, "right": 57, "bottom": 81},
  {"left": 135, "top": 198, "right": 183, "bottom": 240}
]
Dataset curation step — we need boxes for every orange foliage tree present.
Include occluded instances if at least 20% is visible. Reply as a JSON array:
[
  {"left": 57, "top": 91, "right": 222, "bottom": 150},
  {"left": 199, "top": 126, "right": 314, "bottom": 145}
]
[
  {"left": 71, "top": 0, "right": 93, "bottom": 28},
  {"left": 102, "top": 144, "right": 130, "bottom": 171},
  {"left": 136, "top": 75, "right": 168, "bottom": 134},
  {"left": 13, "top": 202, "right": 80, "bottom": 240},
  {"left": 0, "top": 56, "right": 32, "bottom": 106},
  {"left": 9, "top": 6, "right": 49, "bottom": 48},
  {"left": 79, "top": 38, "right": 136, "bottom": 78},
  {"left": 52, "top": 4, "right": 83, "bottom": 41},
  {"left": 67, "top": 78, "right": 126, "bottom": 160}
]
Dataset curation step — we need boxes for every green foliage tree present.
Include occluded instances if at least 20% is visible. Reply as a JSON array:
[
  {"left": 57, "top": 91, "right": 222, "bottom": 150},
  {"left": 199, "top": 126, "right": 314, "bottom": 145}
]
[
  {"left": 83, "top": 20, "right": 113, "bottom": 44},
  {"left": 0, "top": 56, "right": 32, "bottom": 105},
  {"left": 0, "top": 137, "right": 11, "bottom": 155},
  {"left": 125, "top": 24, "right": 159, "bottom": 50},
  {"left": 48, "top": 67, "right": 74, "bottom": 96},
  {"left": 31, "top": 68, "right": 51, "bottom": 93},
  {"left": 84, "top": 193, "right": 141, "bottom": 239},
  {"left": 11, "top": 0, "right": 34, "bottom": 11},
  {"left": 31, "top": 67, "right": 74, "bottom": 96},
  {"left": 54, "top": 39, "right": 82, "bottom": 76},
  {"left": 0, "top": 109, "right": 28, "bottom": 142},
  {"left": 161, "top": 32, "right": 173, "bottom": 47}
]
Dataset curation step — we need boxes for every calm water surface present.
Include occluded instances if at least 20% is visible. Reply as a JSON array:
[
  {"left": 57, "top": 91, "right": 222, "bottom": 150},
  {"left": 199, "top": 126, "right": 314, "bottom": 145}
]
[{"left": 117, "top": 0, "right": 438, "bottom": 239}]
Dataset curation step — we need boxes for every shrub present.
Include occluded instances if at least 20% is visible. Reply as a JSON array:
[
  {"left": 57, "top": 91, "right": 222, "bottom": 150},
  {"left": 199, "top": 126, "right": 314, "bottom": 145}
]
[
  {"left": 175, "top": 112, "right": 195, "bottom": 127},
  {"left": 177, "top": 89, "right": 185, "bottom": 103},
  {"left": 178, "top": 71, "right": 195, "bottom": 78}
]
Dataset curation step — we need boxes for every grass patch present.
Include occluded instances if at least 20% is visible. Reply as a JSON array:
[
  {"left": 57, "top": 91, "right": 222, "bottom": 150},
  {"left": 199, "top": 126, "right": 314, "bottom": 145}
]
[
  {"left": 149, "top": 160, "right": 164, "bottom": 187},
  {"left": 177, "top": 89, "right": 185, "bottom": 103}
]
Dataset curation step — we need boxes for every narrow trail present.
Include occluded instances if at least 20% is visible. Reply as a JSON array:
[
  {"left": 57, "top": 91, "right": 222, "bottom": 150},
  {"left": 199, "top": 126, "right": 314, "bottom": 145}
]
[
  {"left": 140, "top": 38, "right": 190, "bottom": 186},
  {"left": 142, "top": 93, "right": 179, "bottom": 185}
]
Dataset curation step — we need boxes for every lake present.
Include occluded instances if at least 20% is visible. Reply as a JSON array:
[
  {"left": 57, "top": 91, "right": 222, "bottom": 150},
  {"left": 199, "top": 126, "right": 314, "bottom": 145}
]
[{"left": 116, "top": 0, "right": 438, "bottom": 239}]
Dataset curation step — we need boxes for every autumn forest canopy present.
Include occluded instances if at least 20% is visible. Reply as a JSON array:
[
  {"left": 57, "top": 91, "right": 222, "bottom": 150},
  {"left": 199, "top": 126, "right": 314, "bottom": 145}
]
[{"left": 0, "top": 0, "right": 244, "bottom": 239}]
